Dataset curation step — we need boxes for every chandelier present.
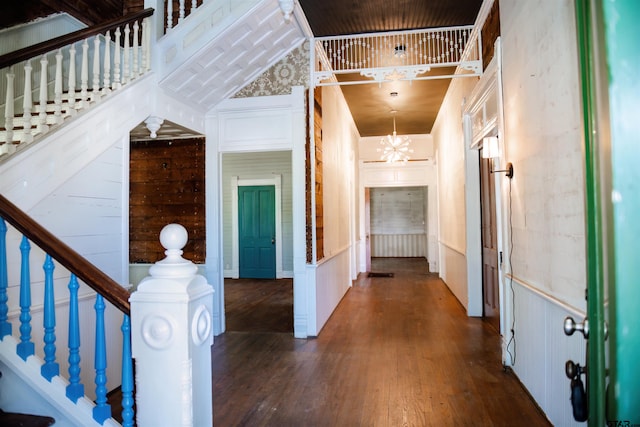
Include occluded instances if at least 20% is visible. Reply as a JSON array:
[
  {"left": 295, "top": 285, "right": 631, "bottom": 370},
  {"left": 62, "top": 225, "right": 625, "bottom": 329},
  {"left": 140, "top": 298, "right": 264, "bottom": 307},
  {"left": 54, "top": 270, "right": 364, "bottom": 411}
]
[{"left": 378, "top": 111, "right": 413, "bottom": 163}]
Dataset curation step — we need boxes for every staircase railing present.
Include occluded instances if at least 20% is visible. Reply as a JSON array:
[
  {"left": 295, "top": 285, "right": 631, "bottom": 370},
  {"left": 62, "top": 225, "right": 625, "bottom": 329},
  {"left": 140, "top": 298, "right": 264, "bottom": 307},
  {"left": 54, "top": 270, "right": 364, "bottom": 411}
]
[
  {"left": 0, "top": 194, "right": 134, "bottom": 425},
  {"left": 0, "top": 8, "right": 154, "bottom": 155}
]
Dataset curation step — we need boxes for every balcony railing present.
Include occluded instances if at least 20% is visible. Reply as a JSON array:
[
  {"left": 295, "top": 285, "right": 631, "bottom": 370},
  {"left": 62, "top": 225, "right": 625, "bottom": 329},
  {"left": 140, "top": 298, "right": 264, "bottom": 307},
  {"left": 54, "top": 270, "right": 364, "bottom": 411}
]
[{"left": 313, "top": 25, "right": 482, "bottom": 86}]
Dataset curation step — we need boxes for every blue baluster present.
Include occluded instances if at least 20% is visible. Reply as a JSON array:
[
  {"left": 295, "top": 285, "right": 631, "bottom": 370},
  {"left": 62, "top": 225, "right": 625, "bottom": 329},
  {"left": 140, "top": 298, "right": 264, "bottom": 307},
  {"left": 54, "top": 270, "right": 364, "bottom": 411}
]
[
  {"left": 93, "top": 294, "right": 111, "bottom": 423},
  {"left": 66, "top": 274, "right": 84, "bottom": 402},
  {"left": 41, "top": 255, "right": 59, "bottom": 380},
  {"left": 0, "top": 218, "right": 11, "bottom": 338},
  {"left": 17, "top": 236, "right": 34, "bottom": 360},
  {"left": 121, "top": 315, "right": 134, "bottom": 427}
]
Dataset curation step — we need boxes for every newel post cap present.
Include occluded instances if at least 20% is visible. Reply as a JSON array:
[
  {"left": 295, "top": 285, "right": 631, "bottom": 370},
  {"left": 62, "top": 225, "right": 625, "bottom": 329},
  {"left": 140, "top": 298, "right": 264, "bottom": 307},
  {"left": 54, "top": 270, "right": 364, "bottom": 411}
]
[{"left": 148, "top": 223, "right": 197, "bottom": 278}]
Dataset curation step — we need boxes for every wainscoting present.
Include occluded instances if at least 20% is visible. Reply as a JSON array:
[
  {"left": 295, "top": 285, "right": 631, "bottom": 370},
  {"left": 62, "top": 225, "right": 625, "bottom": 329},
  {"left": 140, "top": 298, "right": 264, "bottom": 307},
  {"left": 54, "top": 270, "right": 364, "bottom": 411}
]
[
  {"left": 371, "top": 233, "right": 426, "bottom": 257},
  {"left": 511, "top": 278, "right": 587, "bottom": 426}
]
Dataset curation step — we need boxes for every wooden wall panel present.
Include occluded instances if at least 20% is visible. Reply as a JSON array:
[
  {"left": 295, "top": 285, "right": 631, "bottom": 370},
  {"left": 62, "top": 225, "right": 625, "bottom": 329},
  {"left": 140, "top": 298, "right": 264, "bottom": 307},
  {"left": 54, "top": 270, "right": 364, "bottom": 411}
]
[
  {"left": 313, "top": 87, "right": 324, "bottom": 261},
  {"left": 306, "top": 91, "right": 313, "bottom": 263},
  {"left": 129, "top": 138, "right": 206, "bottom": 264},
  {"left": 481, "top": 0, "right": 501, "bottom": 69}
]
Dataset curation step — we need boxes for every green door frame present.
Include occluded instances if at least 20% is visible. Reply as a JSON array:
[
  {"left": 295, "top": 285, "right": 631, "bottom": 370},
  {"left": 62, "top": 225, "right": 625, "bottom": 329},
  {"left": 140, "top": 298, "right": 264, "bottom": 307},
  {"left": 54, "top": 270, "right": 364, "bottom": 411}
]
[{"left": 575, "top": 0, "right": 640, "bottom": 423}]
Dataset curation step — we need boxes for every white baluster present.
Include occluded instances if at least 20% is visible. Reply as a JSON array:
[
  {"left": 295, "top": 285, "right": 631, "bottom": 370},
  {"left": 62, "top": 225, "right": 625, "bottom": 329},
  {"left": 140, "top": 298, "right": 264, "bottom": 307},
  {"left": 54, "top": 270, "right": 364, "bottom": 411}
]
[
  {"left": 113, "top": 27, "right": 121, "bottom": 90},
  {"left": 132, "top": 20, "right": 140, "bottom": 79},
  {"left": 103, "top": 31, "right": 111, "bottom": 95},
  {"left": 54, "top": 49, "right": 63, "bottom": 123},
  {"left": 80, "top": 38, "right": 89, "bottom": 105},
  {"left": 179, "top": 0, "right": 185, "bottom": 23},
  {"left": 4, "top": 69, "right": 15, "bottom": 144},
  {"left": 92, "top": 35, "right": 101, "bottom": 102},
  {"left": 191, "top": 0, "right": 197, "bottom": 15},
  {"left": 67, "top": 43, "right": 77, "bottom": 113},
  {"left": 123, "top": 24, "right": 131, "bottom": 84},
  {"left": 141, "top": 18, "right": 150, "bottom": 73},
  {"left": 22, "top": 60, "right": 33, "bottom": 143},
  {"left": 167, "top": 0, "right": 173, "bottom": 30},
  {"left": 38, "top": 54, "right": 49, "bottom": 134}
]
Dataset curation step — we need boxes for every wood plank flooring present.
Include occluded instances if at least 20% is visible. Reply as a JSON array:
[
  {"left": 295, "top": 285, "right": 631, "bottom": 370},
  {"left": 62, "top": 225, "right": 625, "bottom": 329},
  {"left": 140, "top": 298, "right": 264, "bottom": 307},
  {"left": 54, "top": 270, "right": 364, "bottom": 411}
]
[
  {"left": 212, "top": 258, "right": 551, "bottom": 426},
  {"left": 224, "top": 278, "right": 293, "bottom": 333}
]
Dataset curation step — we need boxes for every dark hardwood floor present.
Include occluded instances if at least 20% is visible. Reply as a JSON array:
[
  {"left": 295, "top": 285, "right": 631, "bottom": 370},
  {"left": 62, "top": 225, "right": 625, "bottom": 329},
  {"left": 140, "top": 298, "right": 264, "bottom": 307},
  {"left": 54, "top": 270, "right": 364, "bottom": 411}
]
[
  {"left": 212, "top": 258, "right": 551, "bottom": 426},
  {"left": 224, "top": 278, "right": 293, "bottom": 333}
]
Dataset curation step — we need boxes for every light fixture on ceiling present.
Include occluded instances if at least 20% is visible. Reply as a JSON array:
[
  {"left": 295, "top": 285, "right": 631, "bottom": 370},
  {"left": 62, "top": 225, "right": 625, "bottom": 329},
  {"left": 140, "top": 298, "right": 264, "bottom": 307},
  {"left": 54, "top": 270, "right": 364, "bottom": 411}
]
[
  {"left": 379, "top": 111, "right": 413, "bottom": 163},
  {"left": 482, "top": 136, "right": 513, "bottom": 178},
  {"left": 145, "top": 116, "right": 164, "bottom": 139},
  {"left": 394, "top": 44, "right": 407, "bottom": 59},
  {"left": 278, "top": 0, "right": 294, "bottom": 22}
]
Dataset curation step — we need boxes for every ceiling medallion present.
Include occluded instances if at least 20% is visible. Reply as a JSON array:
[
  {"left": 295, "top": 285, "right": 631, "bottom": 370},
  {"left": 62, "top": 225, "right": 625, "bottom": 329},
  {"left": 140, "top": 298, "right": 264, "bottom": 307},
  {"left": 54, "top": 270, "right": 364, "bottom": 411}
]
[{"left": 378, "top": 111, "right": 413, "bottom": 163}]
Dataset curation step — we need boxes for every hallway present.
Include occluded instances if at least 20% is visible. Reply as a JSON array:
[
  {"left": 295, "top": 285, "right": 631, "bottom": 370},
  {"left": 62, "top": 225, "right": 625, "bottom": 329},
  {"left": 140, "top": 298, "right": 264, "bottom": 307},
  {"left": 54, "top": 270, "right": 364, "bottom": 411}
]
[{"left": 211, "top": 258, "right": 550, "bottom": 426}]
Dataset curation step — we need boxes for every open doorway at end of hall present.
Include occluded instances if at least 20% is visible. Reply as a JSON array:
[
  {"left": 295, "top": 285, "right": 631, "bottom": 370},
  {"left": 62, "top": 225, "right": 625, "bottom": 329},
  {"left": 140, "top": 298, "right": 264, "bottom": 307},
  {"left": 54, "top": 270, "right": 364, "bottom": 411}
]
[
  {"left": 366, "top": 186, "right": 431, "bottom": 274},
  {"left": 221, "top": 151, "right": 294, "bottom": 334}
]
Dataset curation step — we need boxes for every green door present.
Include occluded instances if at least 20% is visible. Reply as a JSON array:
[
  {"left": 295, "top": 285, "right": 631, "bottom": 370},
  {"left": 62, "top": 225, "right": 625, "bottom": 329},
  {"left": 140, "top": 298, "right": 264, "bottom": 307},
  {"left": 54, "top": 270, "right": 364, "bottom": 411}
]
[
  {"left": 575, "top": 0, "right": 640, "bottom": 424},
  {"left": 238, "top": 186, "right": 276, "bottom": 279}
]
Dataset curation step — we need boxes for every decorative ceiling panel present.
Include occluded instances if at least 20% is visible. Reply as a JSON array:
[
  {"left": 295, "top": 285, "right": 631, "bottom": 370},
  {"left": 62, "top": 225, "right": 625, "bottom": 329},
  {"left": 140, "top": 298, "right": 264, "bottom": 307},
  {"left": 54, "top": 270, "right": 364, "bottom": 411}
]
[{"left": 159, "top": 0, "right": 306, "bottom": 112}]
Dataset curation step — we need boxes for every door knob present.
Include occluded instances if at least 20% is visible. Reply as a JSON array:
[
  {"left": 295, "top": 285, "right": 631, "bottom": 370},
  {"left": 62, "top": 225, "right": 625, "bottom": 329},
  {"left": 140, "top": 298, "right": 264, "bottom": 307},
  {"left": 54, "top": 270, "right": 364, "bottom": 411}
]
[
  {"left": 565, "top": 360, "right": 586, "bottom": 379},
  {"left": 565, "top": 360, "right": 588, "bottom": 422},
  {"left": 271, "top": 237, "right": 275, "bottom": 244},
  {"left": 564, "top": 316, "right": 589, "bottom": 339}
]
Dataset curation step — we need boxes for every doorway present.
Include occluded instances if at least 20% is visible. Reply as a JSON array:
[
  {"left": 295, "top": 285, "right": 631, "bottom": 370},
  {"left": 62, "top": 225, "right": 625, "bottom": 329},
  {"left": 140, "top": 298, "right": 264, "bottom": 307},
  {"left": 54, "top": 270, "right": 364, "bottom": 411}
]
[
  {"left": 367, "top": 186, "right": 429, "bottom": 259},
  {"left": 479, "top": 152, "right": 500, "bottom": 332},
  {"left": 221, "top": 151, "right": 292, "bottom": 334}
]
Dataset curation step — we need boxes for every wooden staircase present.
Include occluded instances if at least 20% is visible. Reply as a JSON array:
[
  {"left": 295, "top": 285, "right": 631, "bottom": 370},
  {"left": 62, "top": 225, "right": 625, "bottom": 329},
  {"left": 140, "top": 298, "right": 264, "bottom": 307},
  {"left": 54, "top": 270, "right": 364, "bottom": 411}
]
[
  {"left": 0, "top": 409, "right": 55, "bottom": 427},
  {"left": 0, "top": 8, "right": 153, "bottom": 160},
  {"left": 0, "top": 371, "right": 55, "bottom": 426}
]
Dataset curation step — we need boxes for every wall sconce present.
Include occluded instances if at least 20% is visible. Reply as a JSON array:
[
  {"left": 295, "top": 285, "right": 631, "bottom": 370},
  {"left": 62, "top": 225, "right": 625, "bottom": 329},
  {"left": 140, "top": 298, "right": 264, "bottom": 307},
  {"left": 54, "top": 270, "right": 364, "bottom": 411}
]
[{"left": 482, "top": 136, "right": 514, "bottom": 179}]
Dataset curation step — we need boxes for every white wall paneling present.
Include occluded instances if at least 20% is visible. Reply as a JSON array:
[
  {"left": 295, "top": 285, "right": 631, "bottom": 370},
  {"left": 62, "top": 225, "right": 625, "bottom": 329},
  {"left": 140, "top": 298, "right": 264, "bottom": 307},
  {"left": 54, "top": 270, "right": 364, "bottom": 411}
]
[
  {"left": 314, "top": 246, "right": 351, "bottom": 335},
  {"left": 511, "top": 276, "right": 586, "bottom": 426},
  {"left": 371, "top": 234, "right": 426, "bottom": 257}
]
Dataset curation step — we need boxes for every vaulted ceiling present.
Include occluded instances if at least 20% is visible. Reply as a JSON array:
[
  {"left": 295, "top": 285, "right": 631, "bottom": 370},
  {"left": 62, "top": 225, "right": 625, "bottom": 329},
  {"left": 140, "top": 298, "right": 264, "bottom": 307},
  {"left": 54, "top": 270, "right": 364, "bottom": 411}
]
[{"left": 3, "top": 0, "right": 485, "bottom": 138}]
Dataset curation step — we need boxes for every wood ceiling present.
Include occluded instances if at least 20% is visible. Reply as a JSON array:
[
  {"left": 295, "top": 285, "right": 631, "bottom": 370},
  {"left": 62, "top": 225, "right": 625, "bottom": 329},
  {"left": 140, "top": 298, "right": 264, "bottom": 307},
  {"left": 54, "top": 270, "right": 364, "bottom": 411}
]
[
  {"left": 299, "top": 0, "right": 483, "bottom": 37},
  {"left": 299, "top": 0, "right": 484, "bottom": 136},
  {"left": 0, "top": 0, "right": 126, "bottom": 29}
]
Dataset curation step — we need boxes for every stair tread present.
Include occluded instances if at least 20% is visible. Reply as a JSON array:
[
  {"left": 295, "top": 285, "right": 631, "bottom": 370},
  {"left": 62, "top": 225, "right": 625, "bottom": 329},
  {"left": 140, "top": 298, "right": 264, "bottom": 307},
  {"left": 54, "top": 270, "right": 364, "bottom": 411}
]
[{"left": 0, "top": 409, "right": 55, "bottom": 427}]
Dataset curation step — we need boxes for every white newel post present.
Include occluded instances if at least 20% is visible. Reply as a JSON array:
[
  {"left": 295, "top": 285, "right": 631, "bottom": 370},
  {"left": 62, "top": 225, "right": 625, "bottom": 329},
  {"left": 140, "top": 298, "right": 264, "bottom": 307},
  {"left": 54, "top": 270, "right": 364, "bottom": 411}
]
[{"left": 130, "top": 224, "right": 214, "bottom": 427}]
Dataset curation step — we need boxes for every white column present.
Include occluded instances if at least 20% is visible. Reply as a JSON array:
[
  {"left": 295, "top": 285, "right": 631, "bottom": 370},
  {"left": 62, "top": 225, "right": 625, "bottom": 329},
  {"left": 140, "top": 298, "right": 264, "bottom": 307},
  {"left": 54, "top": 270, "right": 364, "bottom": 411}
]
[{"left": 130, "top": 224, "right": 214, "bottom": 427}]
